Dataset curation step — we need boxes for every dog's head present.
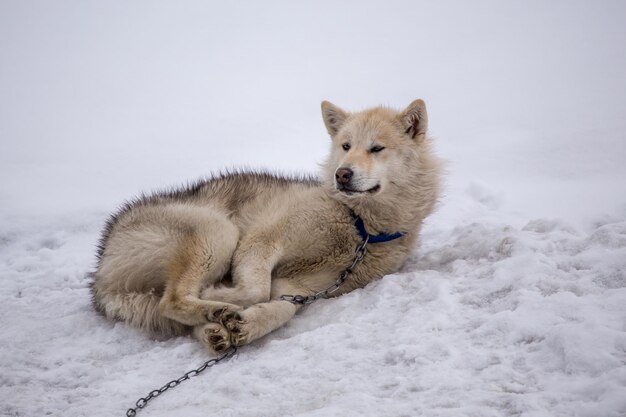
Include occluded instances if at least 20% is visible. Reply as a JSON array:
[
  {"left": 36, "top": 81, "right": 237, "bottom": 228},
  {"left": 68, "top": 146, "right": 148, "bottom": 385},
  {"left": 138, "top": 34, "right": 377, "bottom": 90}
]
[{"left": 321, "top": 99, "right": 429, "bottom": 201}]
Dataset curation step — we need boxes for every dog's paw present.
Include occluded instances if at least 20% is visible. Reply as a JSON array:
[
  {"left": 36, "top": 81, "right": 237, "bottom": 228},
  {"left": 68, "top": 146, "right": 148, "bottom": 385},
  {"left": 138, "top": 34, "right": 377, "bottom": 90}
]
[
  {"left": 222, "top": 311, "right": 249, "bottom": 346},
  {"left": 193, "top": 322, "right": 231, "bottom": 355},
  {"left": 206, "top": 302, "right": 243, "bottom": 323}
]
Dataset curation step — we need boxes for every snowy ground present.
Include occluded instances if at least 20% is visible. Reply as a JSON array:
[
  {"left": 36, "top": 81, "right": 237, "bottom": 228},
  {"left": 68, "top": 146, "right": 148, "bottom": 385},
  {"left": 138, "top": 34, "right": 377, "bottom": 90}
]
[{"left": 1, "top": 2, "right": 625, "bottom": 417}]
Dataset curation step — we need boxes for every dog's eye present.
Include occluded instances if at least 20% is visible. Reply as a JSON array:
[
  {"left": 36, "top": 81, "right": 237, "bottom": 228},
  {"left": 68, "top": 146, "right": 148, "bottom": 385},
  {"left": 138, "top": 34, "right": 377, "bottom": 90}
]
[
  {"left": 370, "top": 145, "right": 385, "bottom": 153},
  {"left": 341, "top": 143, "right": 351, "bottom": 151}
]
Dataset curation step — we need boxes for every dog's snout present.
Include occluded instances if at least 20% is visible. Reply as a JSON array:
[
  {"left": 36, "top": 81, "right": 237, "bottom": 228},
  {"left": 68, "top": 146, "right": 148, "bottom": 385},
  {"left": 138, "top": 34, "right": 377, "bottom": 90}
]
[{"left": 335, "top": 168, "right": 353, "bottom": 185}]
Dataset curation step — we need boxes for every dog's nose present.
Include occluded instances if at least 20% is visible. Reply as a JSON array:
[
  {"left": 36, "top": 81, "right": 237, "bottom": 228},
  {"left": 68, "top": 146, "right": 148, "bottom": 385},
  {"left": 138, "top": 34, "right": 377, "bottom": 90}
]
[{"left": 335, "top": 168, "right": 353, "bottom": 185}]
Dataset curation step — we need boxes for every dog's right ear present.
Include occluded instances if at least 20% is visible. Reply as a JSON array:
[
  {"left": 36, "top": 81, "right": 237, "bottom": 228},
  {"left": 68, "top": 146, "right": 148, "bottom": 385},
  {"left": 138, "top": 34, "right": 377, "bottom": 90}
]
[
  {"left": 321, "top": 101, "right": 349, "bottom": 137},
  {"left": 400, "top": 99, "right": 428, "bottom": 141}
]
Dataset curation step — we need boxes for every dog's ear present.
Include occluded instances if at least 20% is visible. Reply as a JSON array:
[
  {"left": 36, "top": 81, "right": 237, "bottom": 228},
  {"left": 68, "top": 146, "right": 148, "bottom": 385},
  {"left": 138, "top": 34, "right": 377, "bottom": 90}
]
[
  {"left": 400, "top": 99, "right": 428, "bottom": 141},
  {"left": 321, "top": 101, "right": 349, "bottom": 137}
]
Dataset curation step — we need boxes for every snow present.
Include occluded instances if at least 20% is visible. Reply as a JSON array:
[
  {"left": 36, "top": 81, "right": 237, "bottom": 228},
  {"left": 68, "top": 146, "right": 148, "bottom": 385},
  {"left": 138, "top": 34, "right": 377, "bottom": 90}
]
[{"left": 1, "top": 1, "right": 625, "bottom": 416}]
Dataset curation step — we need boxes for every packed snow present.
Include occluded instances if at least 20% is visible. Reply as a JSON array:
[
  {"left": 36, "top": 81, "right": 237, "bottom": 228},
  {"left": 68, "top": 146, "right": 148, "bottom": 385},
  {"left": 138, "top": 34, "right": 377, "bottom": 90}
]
[{"left": 1, "top": 1, "right": 625, "bottom": 417}]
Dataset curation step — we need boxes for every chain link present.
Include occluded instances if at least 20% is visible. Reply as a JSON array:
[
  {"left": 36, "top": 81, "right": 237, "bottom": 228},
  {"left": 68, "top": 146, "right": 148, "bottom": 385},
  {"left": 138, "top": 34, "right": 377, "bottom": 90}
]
[
  {"left": 281, "top": 235, "right": 369, "bottom": 305},
  {"left": 125, "top": 346, "right": 237, "bottom": 417}
]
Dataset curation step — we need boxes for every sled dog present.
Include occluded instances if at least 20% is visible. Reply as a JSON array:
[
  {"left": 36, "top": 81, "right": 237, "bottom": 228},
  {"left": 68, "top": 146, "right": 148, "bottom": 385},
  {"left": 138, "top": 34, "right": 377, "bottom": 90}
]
[{"left": 91, "top": 100, "right": 442, "bottom": 354}]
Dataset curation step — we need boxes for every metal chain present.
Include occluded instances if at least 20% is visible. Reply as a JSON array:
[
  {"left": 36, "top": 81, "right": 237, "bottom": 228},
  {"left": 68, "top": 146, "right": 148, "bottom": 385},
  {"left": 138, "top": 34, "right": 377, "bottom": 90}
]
[
  {"left": 281, "top": 235, "right": 369, "bottom": 305},
  {"left": 125, "top": 346, "right": 238, "bottom": 417}
]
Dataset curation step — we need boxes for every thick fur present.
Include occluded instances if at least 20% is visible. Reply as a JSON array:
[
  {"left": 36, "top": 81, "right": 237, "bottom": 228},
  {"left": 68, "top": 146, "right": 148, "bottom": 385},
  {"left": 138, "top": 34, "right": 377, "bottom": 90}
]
[{"left": 91, "top": 100, "right": 442, "bottom": 354}]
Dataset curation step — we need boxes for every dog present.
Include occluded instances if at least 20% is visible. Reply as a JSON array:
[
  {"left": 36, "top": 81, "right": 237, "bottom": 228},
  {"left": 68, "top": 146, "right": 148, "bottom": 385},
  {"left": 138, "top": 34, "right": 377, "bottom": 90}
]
[{"left": 91, "top": 99, "right": 442, "bottom": 354}]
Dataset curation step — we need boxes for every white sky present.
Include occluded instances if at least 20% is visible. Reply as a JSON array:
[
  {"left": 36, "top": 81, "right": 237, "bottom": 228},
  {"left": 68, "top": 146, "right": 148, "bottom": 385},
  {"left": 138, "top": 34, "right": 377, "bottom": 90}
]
[{"left": 1, "top": 0, "right": 625, "bottom": 220}]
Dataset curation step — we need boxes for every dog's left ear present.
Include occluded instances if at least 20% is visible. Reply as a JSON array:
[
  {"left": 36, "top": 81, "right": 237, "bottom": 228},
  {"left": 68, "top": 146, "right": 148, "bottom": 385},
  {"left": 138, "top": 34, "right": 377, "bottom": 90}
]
[
  {"left": 400, "top": 99, "right": 428, "bottom": 141},
  {"left": 321, "top": 101, "right": 349, "bottom": 137}
]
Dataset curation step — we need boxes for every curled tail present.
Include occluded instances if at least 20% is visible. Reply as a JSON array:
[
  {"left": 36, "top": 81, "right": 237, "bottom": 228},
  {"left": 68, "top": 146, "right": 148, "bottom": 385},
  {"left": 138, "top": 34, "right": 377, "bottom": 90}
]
[{"left": 90, "top": 277, "right": 189, "bottom": 337}]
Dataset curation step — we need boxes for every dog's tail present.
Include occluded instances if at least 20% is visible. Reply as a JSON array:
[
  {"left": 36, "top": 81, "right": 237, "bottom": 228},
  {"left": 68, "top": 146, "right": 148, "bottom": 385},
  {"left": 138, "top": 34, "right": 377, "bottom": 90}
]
[{"left": 90, "top": 276, "right": 188, "bottom": 337}]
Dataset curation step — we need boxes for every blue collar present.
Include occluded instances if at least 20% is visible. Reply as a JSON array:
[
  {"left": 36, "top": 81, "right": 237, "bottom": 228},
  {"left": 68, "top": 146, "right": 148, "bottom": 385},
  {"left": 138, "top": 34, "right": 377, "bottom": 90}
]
[{"left": 353, "top": 214, "right": 406, "bottom": 243}]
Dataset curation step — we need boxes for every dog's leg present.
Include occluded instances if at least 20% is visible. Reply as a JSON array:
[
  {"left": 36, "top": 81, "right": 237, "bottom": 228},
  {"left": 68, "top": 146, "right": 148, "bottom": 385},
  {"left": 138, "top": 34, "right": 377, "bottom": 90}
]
[
  {"left": 195, "top": 278, "right": 308, "bottom": 353},
  {"left": 159, "top": 214, "right": 242, "bottom": 326},
  {"left": 223, "top": 299, "right": 299, "bottom": 347},
  {"left": 201, "top": 227, "right": 283, "bottom": 307}
]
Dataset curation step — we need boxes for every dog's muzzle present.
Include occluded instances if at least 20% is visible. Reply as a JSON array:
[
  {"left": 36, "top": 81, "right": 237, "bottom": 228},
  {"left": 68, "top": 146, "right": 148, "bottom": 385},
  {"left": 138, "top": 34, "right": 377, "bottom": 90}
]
[{"left": 335, "top": 168, "right": 380, "bottom": 194}]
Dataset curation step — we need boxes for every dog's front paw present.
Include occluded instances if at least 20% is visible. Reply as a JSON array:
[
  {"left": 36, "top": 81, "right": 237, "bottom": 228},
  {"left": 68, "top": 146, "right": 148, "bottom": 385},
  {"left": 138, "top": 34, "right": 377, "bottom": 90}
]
[
  {"left": 206, "top": 302, "right": 243, "bottom": 323},
  {"left": 222, "top": 311, "right": 249, "bottom": 346},
  {"left": 193, "top": 322, "right": 231, "bottom": 355}
]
